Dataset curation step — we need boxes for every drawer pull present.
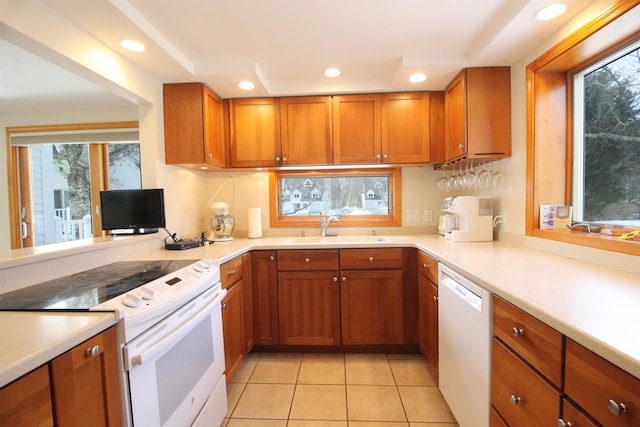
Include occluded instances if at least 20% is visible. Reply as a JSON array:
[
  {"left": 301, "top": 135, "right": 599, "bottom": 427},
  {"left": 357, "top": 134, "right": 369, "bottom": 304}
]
[
  {"left": 368, "top": 257, "right": 374, "bottom": 262},
  {"left": 608, "top": 400, "right": 628, "bottom": 416},
  {"left": 509, "top": 394, "right": 522, "bottom": 405},
  {"left": 270, "top": 256, "right": 275, "bottom": 261},
  {"left": 86, "top": 345, "right": 101, "bottom": 358},
  {"left": 333, "top": 277, "right": 338, "bottom": 282},
  {"left": 221, "top": 303, "right": 227, "bottom": 309},
  {"left": 512, "top": 326, "right": 525, "bottom": 337},
  {"left": 228, "top": 269, "right": 236, "bottom": 276},
  {"left": 557, "top": 419, "right": 573, "bottom": 427},
  {"left": 422, "top": 263, "right": 429, "bottom": 269},
  {"left": 305, "top": 258, "right": 311, "bottom": 263},
  {"left": 433, "top": 295, "right": 438, "bottom": 302}
]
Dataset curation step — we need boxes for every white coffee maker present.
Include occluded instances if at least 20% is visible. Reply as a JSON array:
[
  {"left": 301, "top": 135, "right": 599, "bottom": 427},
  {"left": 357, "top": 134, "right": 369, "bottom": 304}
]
[{"left": 441, "top": 196, "right": 493, "bottom": 241}]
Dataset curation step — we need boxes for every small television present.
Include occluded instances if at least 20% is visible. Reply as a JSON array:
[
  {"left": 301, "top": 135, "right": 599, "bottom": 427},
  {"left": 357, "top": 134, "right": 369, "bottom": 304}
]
[{"left": 100, "top": 189, "right": 166, "bottom": 234}]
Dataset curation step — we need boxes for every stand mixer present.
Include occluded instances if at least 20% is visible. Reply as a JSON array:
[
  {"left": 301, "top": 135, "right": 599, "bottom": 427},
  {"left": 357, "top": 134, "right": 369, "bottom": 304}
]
[{"left": 210, "top": 202, "right": 235, "bottom": 241}]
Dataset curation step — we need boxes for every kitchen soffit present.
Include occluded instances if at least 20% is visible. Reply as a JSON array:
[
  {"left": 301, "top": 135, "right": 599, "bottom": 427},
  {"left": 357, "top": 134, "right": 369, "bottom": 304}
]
[{"left": 6, "top": 0, "right": 601, "bottom": 106}]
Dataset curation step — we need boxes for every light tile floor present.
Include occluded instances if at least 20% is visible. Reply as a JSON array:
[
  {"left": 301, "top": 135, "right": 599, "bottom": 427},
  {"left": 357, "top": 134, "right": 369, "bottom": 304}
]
[{"left": 224, "top": 352, "right": 459, "bottom": 427}]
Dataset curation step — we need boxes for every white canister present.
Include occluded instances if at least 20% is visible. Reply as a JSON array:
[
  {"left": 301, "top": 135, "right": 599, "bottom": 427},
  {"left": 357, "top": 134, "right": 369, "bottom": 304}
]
[{"left": 247, "top": 207, "right": 262, "bottom": 238}]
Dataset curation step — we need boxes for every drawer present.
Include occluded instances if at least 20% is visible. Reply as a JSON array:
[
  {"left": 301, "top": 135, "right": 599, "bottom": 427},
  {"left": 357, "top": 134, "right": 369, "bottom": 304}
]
[
  {"left": 221, "top": 256, "right": 244, "bottom": 289},
  {"left": 492, "top": 295, "right": 563, "bottom": 387},
  {"left": 418, "top": 251, "right": 438, "bottom": 284},
  {"left": 491, "top": 338, "right": 562, "bottom": 427},
  {"left": 565, "top": 338, "right": 640, "bottom": 427},
  {"left": 560, "top": 398, "right": 599, "bottom": 427},
  {"left": 277, "top": 249, "right": 339, "bottom": 271},
  {"left": 340, "top": 248, "right": 403, "bottom": 270}
]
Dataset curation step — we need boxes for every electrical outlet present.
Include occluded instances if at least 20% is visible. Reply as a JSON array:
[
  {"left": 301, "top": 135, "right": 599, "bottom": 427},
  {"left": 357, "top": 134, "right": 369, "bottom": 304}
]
[
  {"left": 407, "top": 209, "right": 420, "bottom": 223},
  {"left": 424, "top": 209, "right": 433, "bottom": 222}
]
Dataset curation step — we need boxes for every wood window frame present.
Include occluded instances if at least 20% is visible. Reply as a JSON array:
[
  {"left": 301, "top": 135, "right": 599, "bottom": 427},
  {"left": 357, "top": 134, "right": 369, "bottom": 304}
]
[
  {"left": 6, "top": 121, "right": 138, "bottom": 249},
  {"left": 526, "top": 0, "right": 640, "bottom": 256},
  {"left": 269, "top": 168, "right": 402, "bottom": 228}
]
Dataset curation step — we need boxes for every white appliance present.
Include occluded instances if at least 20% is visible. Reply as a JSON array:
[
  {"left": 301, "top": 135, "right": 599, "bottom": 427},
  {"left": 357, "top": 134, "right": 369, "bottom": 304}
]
[
  {"left": 441, "top": 196, "right": 493, "bottom": 241},
  {"left": 438, "top": 263, "right": 492, "bottom": 427},
  {"left": 93, "top": 260, "right": 227, "bottom": 427},
  {"left": 210, "top": 202, "right": 235, "bottom": 241}
]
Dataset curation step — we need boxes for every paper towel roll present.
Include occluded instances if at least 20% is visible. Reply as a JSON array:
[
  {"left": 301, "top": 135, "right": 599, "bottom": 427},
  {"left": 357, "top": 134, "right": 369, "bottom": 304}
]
[{"left": 248, "top": 207, "right": 262, "bottom": 238}]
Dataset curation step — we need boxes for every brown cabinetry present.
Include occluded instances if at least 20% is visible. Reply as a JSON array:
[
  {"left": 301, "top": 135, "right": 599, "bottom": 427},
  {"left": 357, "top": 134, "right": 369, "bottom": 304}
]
[
  {"left": 228, "top": 98, "right": 281, "bottom": 167},
  {"left": 280, "top": 96, "right": 332, "bottom": 166},
  {"left": 163, "top": 82, "right": 226, "bottom": 168},
  {"left": 221, "top": 255, "right": 247, "bottom": 383},
  {"left": 381, "top": 92, "right": 431, "bottom": 163},
  {"left": 50, "top": 326, "right": 122, "bottom": 427},
  {"left": 277, "top": 250, "right": 340, "bottom": 345},
  {"left": 340, "top": 248, "right": 404, "bottom": 345},
  {"left": 251, "top": 250, "right": 279, "bottom": 345},
  {"left": 332, "top": 94, "right": 382, "bottom": 164},
  {"left": 444, "top": 67, "right": 511, "bottom": 163},
  {"left": 0, "top": 364, "right": 53, "bottom": 427},
  {"left": 565, "top": 338, "right": 640, "bottom": 427},
  {"left": 417, "top": 251, "right": 438, "bottom": 376}
]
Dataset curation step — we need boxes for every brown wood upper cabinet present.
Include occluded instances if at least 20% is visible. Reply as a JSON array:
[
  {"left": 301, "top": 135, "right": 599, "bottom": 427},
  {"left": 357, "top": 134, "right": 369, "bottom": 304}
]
[
  {"left": 332, "top": 94, "right": 382, "bottom": 164},
  {"left": 163, "top": 82, "right": 226, "bottom": 169},
  {"left": 381, "top": 92, "right": 431, "bottom": 164},
  {"left": 444, "top": 67, "right": 511, "bottom": 163},
  {"left": 280, "top": 96, "right": 333, "bottom": 166},
  {"left": 228, "top": 98, "right": 281, "bottom": 168}
]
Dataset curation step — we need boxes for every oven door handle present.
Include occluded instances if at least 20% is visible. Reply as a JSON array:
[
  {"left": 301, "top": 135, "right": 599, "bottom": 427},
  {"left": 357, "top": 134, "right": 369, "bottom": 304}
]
[{"left": 131, "top": 289, "right": 225, "bottom": 367}]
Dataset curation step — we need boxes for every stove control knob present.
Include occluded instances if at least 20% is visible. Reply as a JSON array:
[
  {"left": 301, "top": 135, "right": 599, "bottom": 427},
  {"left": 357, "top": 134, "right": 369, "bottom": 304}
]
[
  {"left": 193, "top": 263, "right": 204, "bottom": 273},
  {"left": 139, "top": 286, "right": 155, "bottom": 300},
  {"left": 123, "top": 293, "right": 141, "bottom": 308}
]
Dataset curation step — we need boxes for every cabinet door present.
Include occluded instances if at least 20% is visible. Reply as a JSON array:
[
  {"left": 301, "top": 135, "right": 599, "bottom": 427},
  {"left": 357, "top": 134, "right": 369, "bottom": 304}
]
[
  {"left": 50, "top": 326, "right": 122, "bottom": 427},
  {"left": 444, "top": 70, "right": 467, "bottom": 162},
  {"left": 278, "top": 270, "right": 341, "bottom": 345},
  {"left": 251, "top": 250, "right": 279, "bottom": 345},
  {"left": 426, "top": 280, "right": 439, "bottom": 375},
  {"left": 203, "top": 85, "right": 226, "bottom": 167},
  {"left": 381, "top": 92, "right": 431, "bottom": 163},
  {"left": 242, "top": 253, "right": 254, "bottom": 354},
  {"left": 340, "top": 269, "right": 404, "bottom": 344},
  {"left": 418, "top": 275, "right": 429, "bottom": 357},
  {"left": 228, "top": 98, "right": 281, "bottom": 167},
  {"left": 332, "top": 94, "right": 381, "bottom": 164},
  {"left": 280, "top": 96, "right": 332, "bottom": 165},
  {"left": 222, "top": 280, "right": 245, "bottom": 383},
  {"left": 0, "top": 365, "right": 53, "bottom": 427}
]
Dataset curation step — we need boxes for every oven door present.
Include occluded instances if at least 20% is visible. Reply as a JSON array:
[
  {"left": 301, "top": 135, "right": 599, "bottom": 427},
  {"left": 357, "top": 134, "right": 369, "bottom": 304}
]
[{"left": 124, "top": 285, "right": 227, "bottom": 427}]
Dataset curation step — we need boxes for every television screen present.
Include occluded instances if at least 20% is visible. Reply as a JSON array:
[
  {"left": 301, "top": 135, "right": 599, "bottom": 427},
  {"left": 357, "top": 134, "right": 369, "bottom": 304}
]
[{"left": 100, "top": 189, "right": 166, "bottom": 234}]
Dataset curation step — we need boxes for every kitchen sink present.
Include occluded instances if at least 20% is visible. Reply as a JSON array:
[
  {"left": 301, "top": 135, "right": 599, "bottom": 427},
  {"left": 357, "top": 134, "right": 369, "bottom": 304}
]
[{"left": 287, "top": 235, "right": 388, "bottom": 244}]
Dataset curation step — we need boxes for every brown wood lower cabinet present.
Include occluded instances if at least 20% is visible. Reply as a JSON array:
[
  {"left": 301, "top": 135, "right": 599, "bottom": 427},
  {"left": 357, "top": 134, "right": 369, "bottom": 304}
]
[
  {"left": 560, "top": 398, "right": 599, "bottom": 427},
  {"left": 251, "top": 250, "right": 279, "bottom": 345},
  {"left": 418, "top": 251, "right": 438, "bottom": 377},
  {"left": 222, "top": 279, "right": 245, "bottom": 383},
  {"left": 340, "top": 269, "right": 403, "bottom": 345},
  {"left": 491, "top": 338, "right": 561, "bottom": 427},
  {"left": 50, "top": 326, "right": 122, "bottom": 427},
  {"left": 0, "top": 364, "right": 53, "bottom": 427},
  {"left": 278, "top": 270, "right": 340, "bottom": 345}
]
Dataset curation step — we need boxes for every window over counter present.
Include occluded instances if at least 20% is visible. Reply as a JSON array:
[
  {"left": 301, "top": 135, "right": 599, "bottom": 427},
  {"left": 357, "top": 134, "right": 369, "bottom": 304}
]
[
  {"left": 269, "top": 168, "right": 401, "bottom": 228},
  {"left": 526, "top": 0, "right": 640, "bottom": 255}
]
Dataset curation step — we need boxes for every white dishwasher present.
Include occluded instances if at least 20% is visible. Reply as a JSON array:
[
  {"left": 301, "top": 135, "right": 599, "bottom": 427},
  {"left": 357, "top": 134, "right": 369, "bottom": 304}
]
[{"left": 438, "top": 263, "right": 492, "bottom": 427}]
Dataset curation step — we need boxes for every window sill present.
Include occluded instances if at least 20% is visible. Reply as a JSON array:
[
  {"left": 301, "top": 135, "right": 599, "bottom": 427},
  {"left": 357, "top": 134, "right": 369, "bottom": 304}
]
[{"left": 529, "top": 229, "right": 640, "bottom": 256}]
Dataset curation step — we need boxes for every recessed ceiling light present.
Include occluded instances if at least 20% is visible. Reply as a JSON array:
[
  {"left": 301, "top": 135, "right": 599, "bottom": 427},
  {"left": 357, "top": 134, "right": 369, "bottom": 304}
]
[
  {"left": 324, "top": 68, "right": 341, "bottom": 78},
  {"left": 535, "top": 4, "right": 567, "bottom": 21},
  {"left": 409, "top": 73, "right": 427, "bottom": 83},
  {"left": 120, "top": 39, "right": 146, "bottom": 52},
  {"left": 238, "top": 81, "right": 255, "bottom": 90}
]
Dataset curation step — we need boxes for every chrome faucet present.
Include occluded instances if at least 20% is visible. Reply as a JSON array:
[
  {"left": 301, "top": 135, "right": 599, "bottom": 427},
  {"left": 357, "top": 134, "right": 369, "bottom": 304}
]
[{"left": 320, "top": 215, "right": 340, "bottom": 238}]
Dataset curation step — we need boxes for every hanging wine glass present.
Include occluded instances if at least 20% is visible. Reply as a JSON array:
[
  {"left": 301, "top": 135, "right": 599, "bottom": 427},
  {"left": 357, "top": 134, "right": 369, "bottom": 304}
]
[
  {"left": 478, "top": 161, "right": 490, "bottom": 190},
  {"left": 492, "top": 159, "right": 504, "bottom": 189},
  {"left": 437, "top": 167, "right": 447, "bottom": 192}
]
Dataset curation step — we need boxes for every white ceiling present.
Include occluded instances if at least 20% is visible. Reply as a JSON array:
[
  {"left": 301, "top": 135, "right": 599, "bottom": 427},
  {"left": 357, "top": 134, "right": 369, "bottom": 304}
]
[{"left": 2, "top": 0, "right": 600, "bottom": 111}]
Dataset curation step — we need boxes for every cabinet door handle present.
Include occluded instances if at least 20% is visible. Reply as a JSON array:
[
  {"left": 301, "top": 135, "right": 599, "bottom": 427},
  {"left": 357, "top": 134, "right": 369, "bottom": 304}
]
[
  {"left": 270, "top": 256, "right": 275, "bottom": 261},
  {"left": 608, "top": 400, "right": 627, "bottom": 416},
  {"left": 229, "top": 269, "right": 236, "bottom": 276},
  {"left": 221, "top": 303, "right": 227, "bottom": 310},
  {"left": 342, "top": 276, "right": 347, "bottom": 282},
  {"left": 282, "top": 156, "right": 288, "bottom": 162},
  {"left": 557, "top": 419, "right": 574, "bottom": 427},
  {"left": 305, "top": 258, "right": 311, "bottom": 263},
  {"left": 86, "top": 345, "right": 101, "bottom": 358},
  {"left": 382, "top": 154, "right": 388, "bottom": 159},
  {"left": 333, "top": 277, "right": 338, "bottom": 282},
  {"left": 422, "top": 263, "right": 429, "bottom": 269},
  {"left": 368, "top": 257, "right": 374, "bottom": 262},
  {"left": 433, "top": 295, "right": 438, "bottom": 302},
  {"left": 458, "top": 144, "right": 464, "bottom": 149},
  {"left": 207, "top": 153, "right": 213, "bottom": 158},
  {"left": 512, "top": 326, "right": 524, "bottom": 337},
  {"left": 376, "top": 154, "right": 381, "bottom": 159},
  {"left": 509, "top": 394, "right": 522, "bottom": 405}
]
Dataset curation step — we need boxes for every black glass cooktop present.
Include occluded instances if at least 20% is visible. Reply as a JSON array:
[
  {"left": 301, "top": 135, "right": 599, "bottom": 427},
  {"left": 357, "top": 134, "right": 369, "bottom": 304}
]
[{"left": 0, "top": 259, "right": 198, "bottom": 311}]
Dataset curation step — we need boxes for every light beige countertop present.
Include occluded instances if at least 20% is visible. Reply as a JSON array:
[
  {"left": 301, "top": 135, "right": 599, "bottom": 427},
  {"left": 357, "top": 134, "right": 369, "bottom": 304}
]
[
  {"left": 1, "top": 234, "right": 639, "bottom": 388},
  {"left": 0, "top": 311, "right": 117, "bottom": 387}
]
